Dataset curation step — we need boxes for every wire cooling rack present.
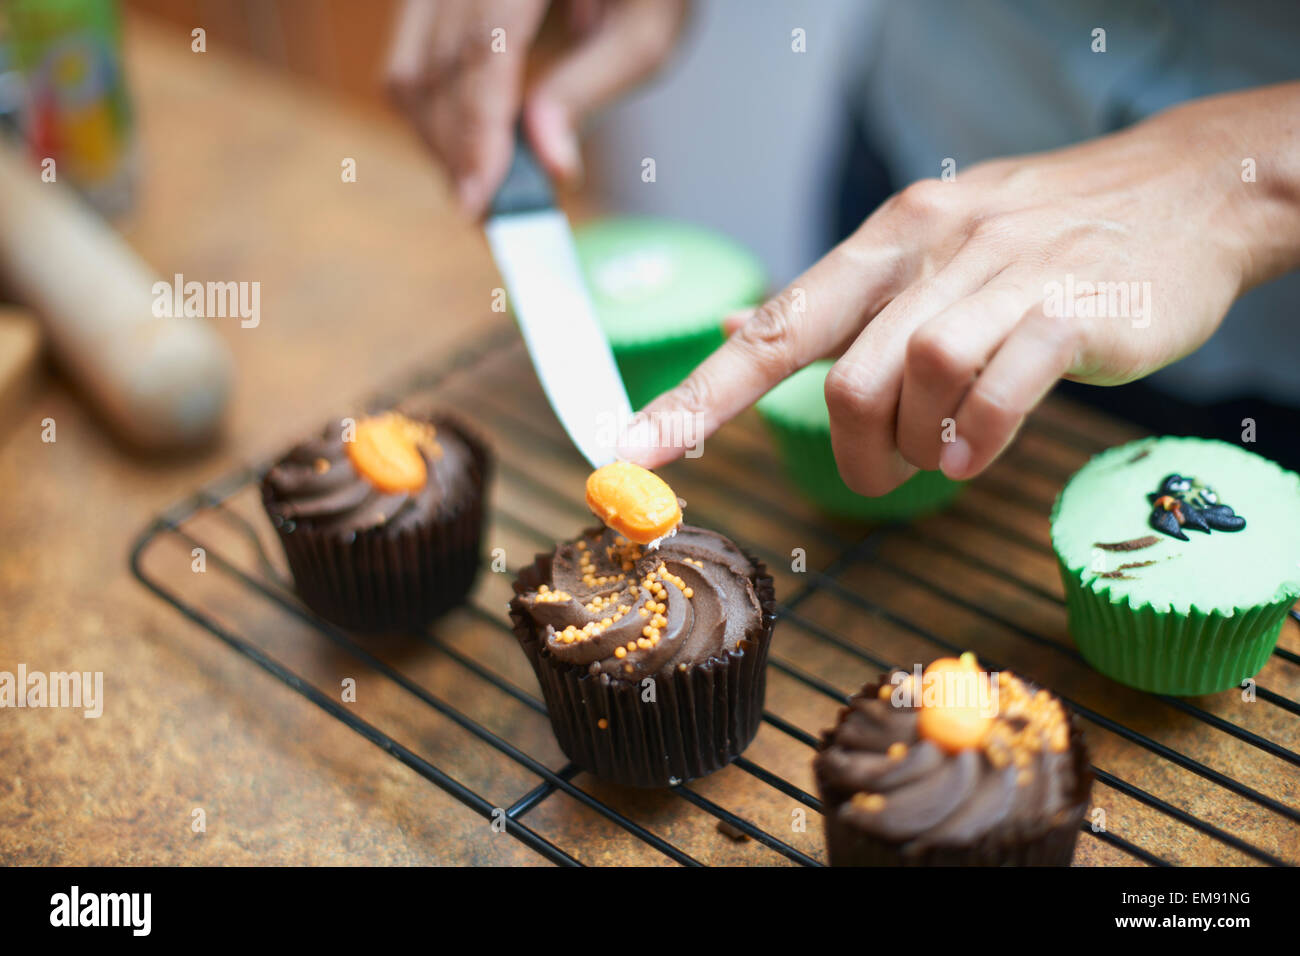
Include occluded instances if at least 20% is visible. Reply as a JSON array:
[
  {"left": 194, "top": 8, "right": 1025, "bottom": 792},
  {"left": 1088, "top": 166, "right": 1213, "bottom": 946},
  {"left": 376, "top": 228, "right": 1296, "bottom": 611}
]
[{"left": 131, "top": 329, "right": 1300, "bottom": 866}]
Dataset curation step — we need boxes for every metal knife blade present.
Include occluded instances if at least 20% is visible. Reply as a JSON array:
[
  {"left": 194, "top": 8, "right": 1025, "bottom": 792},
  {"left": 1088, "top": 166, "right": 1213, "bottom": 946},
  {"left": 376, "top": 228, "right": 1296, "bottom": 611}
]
[{"left": 485, "top": 140, "right": 631, "bottom": 468}]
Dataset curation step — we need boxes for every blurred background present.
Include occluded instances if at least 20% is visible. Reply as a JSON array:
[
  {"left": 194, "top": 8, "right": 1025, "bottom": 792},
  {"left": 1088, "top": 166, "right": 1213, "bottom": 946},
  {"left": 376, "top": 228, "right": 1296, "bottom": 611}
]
[
  {"left": 123, "top": 0, "right": 876, "bottom": 282},
  {"left": 0, "top": 0, "right": 880, "bottom": 454}
]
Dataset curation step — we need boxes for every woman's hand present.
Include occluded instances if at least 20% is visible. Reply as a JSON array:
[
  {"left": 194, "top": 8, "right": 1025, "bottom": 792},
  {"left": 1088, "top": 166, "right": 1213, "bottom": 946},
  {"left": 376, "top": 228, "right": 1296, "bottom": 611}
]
[
  {"left": 385, "top": 0, "right": 688, "bottom": 217},
  {"left": 620, "top": 84, "right": 1300, "bottom": 494}
]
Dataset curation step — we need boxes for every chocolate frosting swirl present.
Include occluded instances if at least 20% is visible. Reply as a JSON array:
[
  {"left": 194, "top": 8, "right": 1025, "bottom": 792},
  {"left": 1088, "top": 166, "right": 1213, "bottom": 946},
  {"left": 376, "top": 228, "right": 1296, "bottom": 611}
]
[
  {"left": 515, "top": 525, "right": 761, "bottom": 680},
  {"left": 815, "top": 671, "right": 1080, "bottom": 848},
  {"left": 263, "top": 416, "right": 475, "bottom": 538}
]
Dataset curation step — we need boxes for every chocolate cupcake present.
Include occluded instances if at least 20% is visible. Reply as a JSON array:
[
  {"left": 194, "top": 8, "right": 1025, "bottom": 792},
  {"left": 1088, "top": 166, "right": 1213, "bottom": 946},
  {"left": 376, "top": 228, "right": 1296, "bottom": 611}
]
[
  {"left": 261, "top": 411, "right": 488, "bottom": 632},
  {"left": 815, "top": 655, "right": 1092, "bottom": 866},
  {"left": 510, "top": 524, "right": 776, "bottom": 788}
]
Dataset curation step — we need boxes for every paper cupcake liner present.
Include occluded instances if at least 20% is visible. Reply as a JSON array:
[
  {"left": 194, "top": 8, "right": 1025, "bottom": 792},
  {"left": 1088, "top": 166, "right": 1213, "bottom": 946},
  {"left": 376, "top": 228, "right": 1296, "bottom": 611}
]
[
  {"left": 819, "top": 679, "right": 1093, "bottom": 866},
  {"left": 612, "top": 327, "right": 725, "bottom": 410},
  {"left": 263, "top": 416, "right": 490, "bottom": 634},
  {"left": 1056, "top": 557, "right": 1291, "bottom": 695},
  {"left": 509, "top": 546, "right": 776, "bottom": 788},
  {"left": 759, "top": 411, "right": 964, "bottom": 521}
]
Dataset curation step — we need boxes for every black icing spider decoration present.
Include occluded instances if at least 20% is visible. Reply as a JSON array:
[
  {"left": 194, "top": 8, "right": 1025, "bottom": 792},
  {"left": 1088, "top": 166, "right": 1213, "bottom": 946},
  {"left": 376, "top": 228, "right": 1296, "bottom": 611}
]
[{"left": 1147, "top": 473, "right": 1246, "bottom": 541}]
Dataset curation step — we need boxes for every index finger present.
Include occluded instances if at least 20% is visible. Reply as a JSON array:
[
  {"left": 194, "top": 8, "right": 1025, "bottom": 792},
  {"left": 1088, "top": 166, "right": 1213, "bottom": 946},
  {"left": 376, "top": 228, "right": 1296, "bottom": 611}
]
[{"left": 617, "top": 237, "right": 906, "bottom": 467}]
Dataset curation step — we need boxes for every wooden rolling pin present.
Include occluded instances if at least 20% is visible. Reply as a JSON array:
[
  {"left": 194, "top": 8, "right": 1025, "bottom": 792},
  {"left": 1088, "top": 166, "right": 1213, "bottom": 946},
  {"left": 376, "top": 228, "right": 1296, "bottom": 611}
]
[
  {"left": 0, "top": 305, "right": 42, "bottom": 443},
  {"left": 0, "top": 137, "right": 233, "bottom": 449}
]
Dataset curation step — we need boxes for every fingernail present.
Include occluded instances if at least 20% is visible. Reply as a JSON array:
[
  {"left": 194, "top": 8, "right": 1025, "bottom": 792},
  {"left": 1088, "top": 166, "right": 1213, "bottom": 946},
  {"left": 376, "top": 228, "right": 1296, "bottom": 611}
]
[
  {"left": 940, "top": 437, "right": 971, "bottom": 480},
  {"left": 556, "top": 132, "right": 582, "bottom": 182},
  {"left": 456, "top": 176, "right": 480, "bottom": 215},
  {"left": 529, "top": 98, "right": 582, "bottom": 182},
  {"left": 722, "top": 308, "right": 756, "bottom": 335}
]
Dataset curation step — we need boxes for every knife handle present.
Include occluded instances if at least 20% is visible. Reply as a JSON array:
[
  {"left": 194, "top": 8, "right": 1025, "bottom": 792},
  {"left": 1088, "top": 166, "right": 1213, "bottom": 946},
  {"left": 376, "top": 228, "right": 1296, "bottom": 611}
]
[{"left": 488, "top": 133, "right": 554, "bottom": 217}]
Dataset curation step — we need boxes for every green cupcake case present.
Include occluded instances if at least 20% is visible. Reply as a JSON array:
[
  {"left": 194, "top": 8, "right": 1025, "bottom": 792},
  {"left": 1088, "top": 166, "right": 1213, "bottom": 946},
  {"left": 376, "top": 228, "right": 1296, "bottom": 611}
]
[
  {"left": 1051, "top": 437, "right": 1300, "bottom": 695},
  {"left": 574, "top": 217, "right": 767, "bottom": 409},
  {"left": 756, "top": 360, "right": 964, "bottom": 521}
]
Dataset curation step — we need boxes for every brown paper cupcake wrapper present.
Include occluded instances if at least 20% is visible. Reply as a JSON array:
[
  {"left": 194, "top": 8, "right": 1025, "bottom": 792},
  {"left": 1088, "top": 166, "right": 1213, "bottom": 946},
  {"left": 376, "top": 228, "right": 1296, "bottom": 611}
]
[
  {"left": 509, "top": 545, "right": 777, "bottom": 788},
  {"left": 818, "top": 678, "right": 1094, "bottom": 866},
  {"left": 263, "top": 416, "right": 490, "bottom": 634}
]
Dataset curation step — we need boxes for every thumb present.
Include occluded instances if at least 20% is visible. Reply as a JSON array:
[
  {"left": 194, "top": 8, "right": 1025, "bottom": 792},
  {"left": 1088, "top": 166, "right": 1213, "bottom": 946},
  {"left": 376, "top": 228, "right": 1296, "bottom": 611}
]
[{"left": 523, "top": 0, "right": 687, "bottom": 182}]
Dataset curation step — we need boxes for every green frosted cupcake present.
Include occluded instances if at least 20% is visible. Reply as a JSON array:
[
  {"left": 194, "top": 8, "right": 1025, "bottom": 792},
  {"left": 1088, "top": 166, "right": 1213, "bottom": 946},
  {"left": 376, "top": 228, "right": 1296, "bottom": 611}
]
[
  {"left": 756, "top": 360, "right": 964, "bottom": 521},
  {"left": 575, "top": 217, "right": 766, "bottom": 409},
  {"left": 1051, "top": 437, "right": 1300, "bottom": 695}
]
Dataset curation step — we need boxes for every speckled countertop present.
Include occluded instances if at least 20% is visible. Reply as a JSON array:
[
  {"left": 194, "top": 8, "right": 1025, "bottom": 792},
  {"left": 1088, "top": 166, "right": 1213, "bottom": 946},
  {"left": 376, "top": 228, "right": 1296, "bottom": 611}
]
[{"left": 2, "top": 17, "right": 1296, "bottom": 868}]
